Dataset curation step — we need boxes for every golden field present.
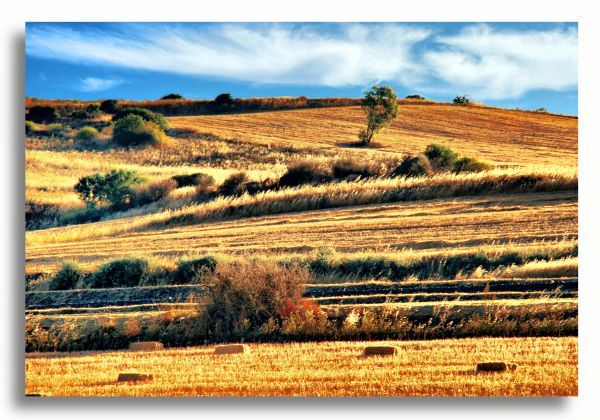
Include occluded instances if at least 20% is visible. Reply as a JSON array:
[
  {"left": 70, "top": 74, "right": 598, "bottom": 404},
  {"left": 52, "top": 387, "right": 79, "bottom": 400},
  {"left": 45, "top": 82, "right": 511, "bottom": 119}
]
[
  {"left": 169, "top": 104, "right": 577, "bottom": 165},
  {"left": 25, "top": 337, "right": 577, "bottom": 397}
]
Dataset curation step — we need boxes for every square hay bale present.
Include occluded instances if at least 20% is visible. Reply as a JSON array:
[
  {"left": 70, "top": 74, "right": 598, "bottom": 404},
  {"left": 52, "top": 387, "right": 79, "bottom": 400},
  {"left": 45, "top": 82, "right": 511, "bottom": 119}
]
[
  {"left": 214, "top": 344, "right": 250, "bottom": 355},
  {"left": 117, "top": 372, "right": 153, "bottom": 382},
  {"left": 363, "top": 346, "right": 398, "bottom": 357},
  {"left": 476, "top": 362, "right": 518, "bottom": 373},
  {"left": 129, "top": 341, "right": 163, "bottom": 351}
]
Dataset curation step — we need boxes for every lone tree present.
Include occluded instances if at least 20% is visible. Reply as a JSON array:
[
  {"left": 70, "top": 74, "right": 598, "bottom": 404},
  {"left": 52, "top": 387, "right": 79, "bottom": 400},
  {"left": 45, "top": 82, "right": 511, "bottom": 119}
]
[{"left": 358, "top": 85, "right": 398, "bottom": 145}]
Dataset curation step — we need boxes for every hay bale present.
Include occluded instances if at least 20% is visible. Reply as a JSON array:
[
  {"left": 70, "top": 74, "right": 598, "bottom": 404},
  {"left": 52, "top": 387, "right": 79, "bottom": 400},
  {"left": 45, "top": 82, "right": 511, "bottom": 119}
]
[
  {"left": 476, "top": 362, "right": 518, "bottom": 372},
  {"left": 214, "top": 344, "right": 250, "bottom": 355},
  {"left": 117, "top": 372, "right": 153, "bottom": 382},
  {"left": 129, "top": 341, "right": 163, "bottom": 351},
  {"left": 363, "top": 346, "right": 398, "bottom": 356}
]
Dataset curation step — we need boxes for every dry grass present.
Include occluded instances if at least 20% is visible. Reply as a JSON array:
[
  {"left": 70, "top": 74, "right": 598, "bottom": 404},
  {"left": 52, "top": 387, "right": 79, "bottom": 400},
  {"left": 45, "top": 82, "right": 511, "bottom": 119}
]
[
  {"left": 168, "top": 105, "right": 577, "bottom": 166},
  {"left": 25, "top": 191, "right": 577, "bottom": 274},
  {"left": 25, "top": 337, "right": 577, "bottom": 396}
]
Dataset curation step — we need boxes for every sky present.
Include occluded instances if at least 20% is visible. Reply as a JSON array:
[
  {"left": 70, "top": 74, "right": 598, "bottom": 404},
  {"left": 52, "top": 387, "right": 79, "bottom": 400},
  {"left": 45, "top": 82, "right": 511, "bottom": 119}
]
[{"left": 25, "top": 22, "right": 578, "bottom": 115}]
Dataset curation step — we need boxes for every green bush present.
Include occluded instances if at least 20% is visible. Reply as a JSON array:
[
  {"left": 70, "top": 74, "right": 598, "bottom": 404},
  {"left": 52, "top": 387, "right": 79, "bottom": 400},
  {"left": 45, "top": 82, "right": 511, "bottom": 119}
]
[
  {"left": 278, "top": 162, "right": 331, "bottom": 188},
  {"left": 75, "top": 126, "right": 99, "bottom": 142},
  {"left": 113, "top": 107, "right": 169, "bottom": 131},
  {"left": 49, "top": 262, "right": 84, "bottom": 290},
  {"left": 214, "top": 93, "right": 234, "bottom": 105},
  {"left": 100, "top": 99, "right": 120, "bottom": 114},
  {"left": 88, "top": 258, "right": 149, "bottom": 289},
  {"left": 406, "top": 94, "right": 425, "bottom": 100},
  {"left": 27, "top": 106, "right": 58, "bottom": 123},
  {"left": 424, "top": 144, "right": 459, "bottom": 170},
  {"left": 171, "top": 173, "right": 215, "bottom": 188},
  {"left": 74, "top": 169, "right": 145, "bottom": 208},
  {"left": 390, "top": 155, "right": 433, "bottom": 178},
  {"left": 25, "top": 120, "right": 37, "bottom": 135},
  {"left": 112, "top": 114, "right": 167, "bottom": 147},
  {"left": 172, "top": 256, "right": 218, "bottom": 284},
  {"left": 453, "top": 156, "right": 492, "bottom": 173}
]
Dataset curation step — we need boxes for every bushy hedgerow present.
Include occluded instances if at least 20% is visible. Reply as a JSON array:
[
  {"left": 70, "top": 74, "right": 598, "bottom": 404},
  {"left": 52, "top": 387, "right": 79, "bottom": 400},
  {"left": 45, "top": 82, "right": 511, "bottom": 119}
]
[
  {"left": 71, "top": 104, "right": 101, "bottom": 120},
  {"left": 160, "top": 93, "right": 184, "bottom": 100},
  {"left": 130, "top": 179, "right": 177, "bottom": 207},
  {"left": 171, "top": 256, "right": 218, "bottom": 284},
  {"left": 390, "top": 155, "right": 433, "bottom": 178},
  {"left": 332, "top": 159, "right": 380, "bottom": 180},
  {"left": 424, "top": 144, "right": 459, "bottom": 170},
  {"left": 219, "top": 172, "right": 249, "bottom": 196}
]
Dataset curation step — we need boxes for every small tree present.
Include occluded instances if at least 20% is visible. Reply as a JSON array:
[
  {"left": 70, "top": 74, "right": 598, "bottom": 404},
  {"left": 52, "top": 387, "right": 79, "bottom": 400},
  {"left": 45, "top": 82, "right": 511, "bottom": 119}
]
[
  {"left": 214, "top": 93, "right": 234, "bottom": 105},
  {"left": 453, "top": 95, "right": 471, "bottom": 105},
  {"left": 358, "top": 86, "right": 398, "bottom": 145}
]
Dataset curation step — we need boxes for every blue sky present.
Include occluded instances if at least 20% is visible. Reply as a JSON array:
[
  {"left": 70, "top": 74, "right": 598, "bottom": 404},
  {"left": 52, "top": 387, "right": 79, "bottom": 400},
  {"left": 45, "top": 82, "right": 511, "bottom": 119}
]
[{"left": 25, "top": 22, "right": 578, "bottom": 115}]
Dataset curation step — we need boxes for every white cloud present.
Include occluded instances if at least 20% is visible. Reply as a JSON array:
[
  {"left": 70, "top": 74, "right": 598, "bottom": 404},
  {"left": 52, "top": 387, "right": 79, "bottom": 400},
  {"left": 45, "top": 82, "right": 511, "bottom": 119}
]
[
  {"left": 79, "top": 77, "right": 123, "bottom": 92},
  {"left": 26, "top": 23, "right": 578, "bottom": 100},
  {"left": 26, "top": 23, "right": 430, "bottom": 88},
  {"left": 421, "top": 24, "right": 578, "bottom": 99}
]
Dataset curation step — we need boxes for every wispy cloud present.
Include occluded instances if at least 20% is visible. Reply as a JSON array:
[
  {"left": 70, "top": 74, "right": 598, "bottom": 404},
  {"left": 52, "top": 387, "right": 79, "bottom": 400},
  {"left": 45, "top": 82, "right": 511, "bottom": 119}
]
[
  {"left": 421, "top": 24, "right": 578, "bottom": 99},
  {"left": 79, "top": 77, "right": 123, "bottom": 92},
  {"left": 26, "top": 23, "right": 577, "bottom": 100}
]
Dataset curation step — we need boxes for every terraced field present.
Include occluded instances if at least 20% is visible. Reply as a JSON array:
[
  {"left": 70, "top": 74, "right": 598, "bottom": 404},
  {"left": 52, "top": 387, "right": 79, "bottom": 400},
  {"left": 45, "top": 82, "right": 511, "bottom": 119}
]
[{"left": 169, "top": 104, "right": 578, "bottom": 166}]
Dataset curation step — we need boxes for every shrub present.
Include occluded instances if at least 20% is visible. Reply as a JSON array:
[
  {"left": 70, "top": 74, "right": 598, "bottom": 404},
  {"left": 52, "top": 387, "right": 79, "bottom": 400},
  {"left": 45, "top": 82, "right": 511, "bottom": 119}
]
[
  {"left": 25, "top": 120, "right": 37, "bottom": 135},
  {"left": 112, "top": 114, "right": 167, "bottom": 147},
  {"left": 172, "top": 256, "right": 218, "bottom": 284},
  {"left": 72, "top": 104, "right": 101, "bottom": 120},
  {"left": 27, "top": 106, "right": 58, "bottom": 123},
  {"left": 171, "top": 173, "right": 215, "bottom": 188},
  {"left": 220, "top": 172, "right": 249, "bottom": 196},
  {"left": 75, "top": 126, "right": 99, "bottom": 142},
  {"left": 332, "top": 159, "right": 379, "bottom": 180},
  {"left": 74, "top": 169, "right": 145, "bottom": 208},
  {"left": 202, "top": 263, "right": 310, "bottom": 341},
  {"left": 46, "top": 123, "right": 66, "bottom": 137},
  {"left": 406, "top": 94, "right": 425, "bottom": 100},
  {"left": 453, "top": 95, "right": 470, "bottom": 105},
  {"left": 130, "top": 179, "right": 177, "bottom": 207},
  {"left": 49, "top": 262, "right": 84, "bottom": 290},
  {"left": 160, "top": 93, "right": 184, "bottom": 100},
  {"left": 88, "top": 258, "right": 149, "bottom": 289},
  {"left": 113, "top": 107, "right": 169, "bottom": 131},
  {"left": 536, "top": 108, "right": 548, "bottom": 113},
  {"left": 99, "top": 99, "right": 120, "bottom": 114},
  {"left": 390, "top": 155, "right": 433, "bottom": 178},
  {"left": 424, "top": 144, "right": 459, "bottom": 170},
  {"left": 453, "top": 156, "right": 492, "bottom": 173},
  {"left": 278, "top": 162, "right": 331, "bottom": 188}
]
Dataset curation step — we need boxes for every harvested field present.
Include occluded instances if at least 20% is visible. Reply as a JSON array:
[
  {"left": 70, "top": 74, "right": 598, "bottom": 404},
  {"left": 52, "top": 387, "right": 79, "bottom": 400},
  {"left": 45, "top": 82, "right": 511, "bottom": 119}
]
[
  {"left": 168, "top": 105, "right": 577, "bottom": 166},
  {"left": 25, "top": 337, "right": 578, "bottom": 396},
  {"left": 25, "top": 191, "right": 577, "bottom": 274}
]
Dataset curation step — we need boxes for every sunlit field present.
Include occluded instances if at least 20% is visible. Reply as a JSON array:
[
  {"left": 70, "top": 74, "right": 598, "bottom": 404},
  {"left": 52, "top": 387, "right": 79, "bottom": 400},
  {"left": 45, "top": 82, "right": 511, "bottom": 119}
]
[{"left": 25, "top": 337, "right": 577, "bottom": 397}]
